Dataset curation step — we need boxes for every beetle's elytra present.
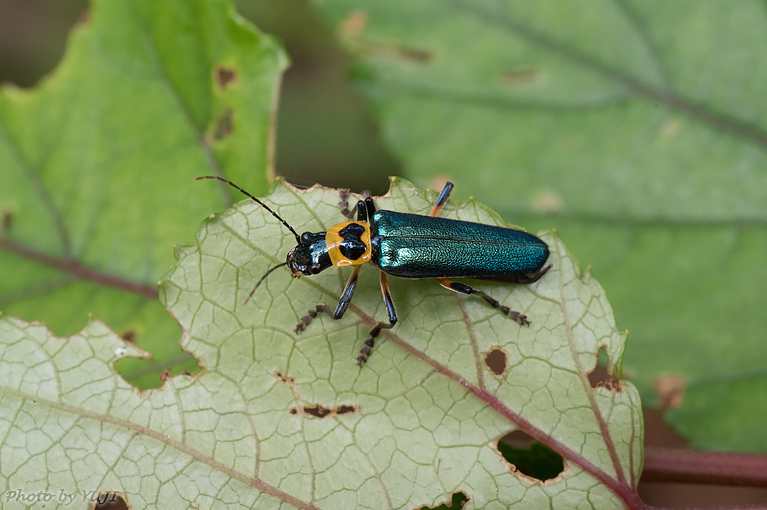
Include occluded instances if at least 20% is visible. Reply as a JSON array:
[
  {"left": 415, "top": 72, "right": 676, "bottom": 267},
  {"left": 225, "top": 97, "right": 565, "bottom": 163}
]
[{"left": 196, "top": 177, "right": 551, "bottom": 366}]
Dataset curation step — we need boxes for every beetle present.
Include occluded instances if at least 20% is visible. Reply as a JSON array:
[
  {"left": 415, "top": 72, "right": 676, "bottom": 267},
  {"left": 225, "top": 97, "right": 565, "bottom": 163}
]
[{"left": 196, "top": 176, "right": 551, "bottom": 365}]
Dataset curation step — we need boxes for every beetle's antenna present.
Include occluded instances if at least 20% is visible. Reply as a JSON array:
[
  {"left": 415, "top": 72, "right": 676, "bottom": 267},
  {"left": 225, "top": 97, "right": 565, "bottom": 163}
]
[
  {"left": 196, "top": 176, "right": 301, "bottom": 243},
  {"left": 244, "top": 262, "right": 288, "bottom": 305}
]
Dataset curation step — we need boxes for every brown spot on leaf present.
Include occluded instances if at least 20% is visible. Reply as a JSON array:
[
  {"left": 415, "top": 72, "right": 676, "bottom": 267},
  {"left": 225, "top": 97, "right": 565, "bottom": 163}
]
[
  {"left": 338, "top": 9, "right": 368, "bottom": 38},
  {"left": 120, "top": 329, "right": 136, "bottom": 343},
  {"left": 417, "top": 491, "right": 469, "bottom": 510},
  {"left": 92, "top": 491, "right": 128, "bottom": 510},
  {"left": 210, "top": 107, "right": 234, "bottom": 141},
  {"left": 654, "top": 375, "right": 687, "bottom": 410},
  {"left": 216, "top": 66, "right": 237, "bottom": 89},
  {"left": 498, "top": 69, "right": 540, "bottom": 85},
  {"left": 289, "top": 403, "right": 360, "bottom": 418},
  {"left": 354, "top": 39, "right": 432, "bottom": 63},
  {"left": 274, "top": 371, "right": 295, "bottom": 385},
  {"left": 180, "top": 370, "right": 191, "bottom": 376},
  {"left": 159, "top": 369, "right": 172, "bottom": 382},
  {"left": 484, "top": 346, "right": 507, "bottom": 377},
  {"left": 1, "top": 210, "right": 12, "bottom": 236},
  {"left": 495, "top": 430, "right": 565, "bottom": 483},
  {"left": 304, "top": 404, "right": 332, "bottom": 418},
  {"left": 530, "top": 189, "right": 563, "bottom": 213}
]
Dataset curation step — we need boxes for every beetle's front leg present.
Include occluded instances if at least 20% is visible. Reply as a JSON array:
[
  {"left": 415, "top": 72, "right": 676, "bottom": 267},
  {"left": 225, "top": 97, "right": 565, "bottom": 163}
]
[
  {"left": 436, "top": 278, "right": 530, "bottom": 326},
  {"left": 295, "top": 266, "right": 361, "bottom": 333},
  {"left": 357, "top": 272, "right": 398, "bottom": 366}
]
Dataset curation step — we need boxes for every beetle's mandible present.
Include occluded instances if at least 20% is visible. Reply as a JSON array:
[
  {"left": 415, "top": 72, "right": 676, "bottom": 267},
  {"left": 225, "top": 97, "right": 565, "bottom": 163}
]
[{"left": 196, "top": 176, "right": 551, "bottom": 366}]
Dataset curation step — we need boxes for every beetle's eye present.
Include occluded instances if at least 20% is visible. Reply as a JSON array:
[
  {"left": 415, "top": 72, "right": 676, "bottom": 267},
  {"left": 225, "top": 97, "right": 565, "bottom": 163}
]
[
  {"left": 310, "top": 263, "right": 322, "bottom": 274},
  {"left": 300, "top": 232, "right": 312, "bottom": 243}
]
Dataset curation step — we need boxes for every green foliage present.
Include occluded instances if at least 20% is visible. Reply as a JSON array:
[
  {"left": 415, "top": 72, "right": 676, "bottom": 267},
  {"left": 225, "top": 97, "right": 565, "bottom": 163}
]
[
  {"left": 315, "top": 0, "right": 767, "bottom": 452},
  {"left": 0, "top": 0, "right": 287, "bottom": 388}
]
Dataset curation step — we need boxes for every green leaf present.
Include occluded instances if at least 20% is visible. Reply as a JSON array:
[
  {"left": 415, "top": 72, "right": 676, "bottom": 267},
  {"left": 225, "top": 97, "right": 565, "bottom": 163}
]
[
  {"left": 158, "top": 178, "right": 641, "bottom": 508},
  {"left": 314, "top": 0, "right": 767, "bottom": 451},
  {"left": 0, "top": 0, "right": 287, "bottom": 388}
]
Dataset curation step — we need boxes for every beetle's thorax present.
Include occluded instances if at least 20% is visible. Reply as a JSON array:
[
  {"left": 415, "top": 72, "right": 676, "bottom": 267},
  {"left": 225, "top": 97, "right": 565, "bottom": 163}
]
[{"left": 325, "top": 221, "right": 372, "bottom": 268}]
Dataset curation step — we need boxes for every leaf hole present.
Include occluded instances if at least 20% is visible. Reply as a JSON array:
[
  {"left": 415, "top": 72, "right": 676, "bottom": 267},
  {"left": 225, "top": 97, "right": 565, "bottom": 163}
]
[
  {"left": 484, "top": 346, "right": 507, "bottom": 377},
  {"left": 588, "top": 346, "right": 621, "bottom": 391},
  {"left": 210, "top": 107, "right": 234, "bottom": 141},
  {"left": 496, "top": 431, "right": 565, "bottom": 482},
  {"left": 289, "top": 403, "right": 360, "bottom": 418},
  {"left": 115, "top": 352, "right": 201, "bottom": 390},
  {"left": 92, "top": 491, "right": 128, "bottom": 510},
  {"left": 417, "top": 490, "right": 469, "bottom": 510},
  {"left": 216, "top": 66, "right": 237, "bottom": 89}
]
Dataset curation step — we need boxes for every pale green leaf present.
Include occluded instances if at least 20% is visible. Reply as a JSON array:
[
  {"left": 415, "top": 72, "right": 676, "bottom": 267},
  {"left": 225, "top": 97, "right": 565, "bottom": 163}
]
[{"left": 0, "top": 179, "right": 642, "bottom": 509}]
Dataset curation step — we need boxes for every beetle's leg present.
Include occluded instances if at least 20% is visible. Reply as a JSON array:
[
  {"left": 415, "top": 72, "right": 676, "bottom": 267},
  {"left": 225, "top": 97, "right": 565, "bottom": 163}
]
[
  {"left": 295, "top": 266, "right": 361, "bottom": 333},
  {"left": 356, "top": 201, "right": 368, "bottom": 222},
  {"left": 364, "top": 196, "right": 376, "bottom": 220},
  {"left": 339, "top": 188, "right": 353, "bottom": 218},
  {"left": 429, "top": 182, "right": 454, "bottom": 217},
  {"left": 339, "top": 189, "right": 369, "bottom": 222},
  {"left": 436, "top": 278, "right": 530, "bottom": 326},
  {"left": 357, "top": 272, "right": 398, "bottom": 366},
  {"left": 515, "top": 264, "right": 552, "bottom": 284}
]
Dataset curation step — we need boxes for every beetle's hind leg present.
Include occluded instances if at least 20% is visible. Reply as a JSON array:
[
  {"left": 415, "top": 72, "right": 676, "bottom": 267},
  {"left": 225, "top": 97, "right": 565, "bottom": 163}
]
[
  {"left": 357, "top": 272, "right": 398, "bottom": 366},
  {"left": 429, "top": 182, "right": 454, "bottom": 217},
  {"left": 436, "top": 278, "right": 530, "bottom": 326},
  {"left": 295, "top": 266, "right": 361, "bottom": 333}
]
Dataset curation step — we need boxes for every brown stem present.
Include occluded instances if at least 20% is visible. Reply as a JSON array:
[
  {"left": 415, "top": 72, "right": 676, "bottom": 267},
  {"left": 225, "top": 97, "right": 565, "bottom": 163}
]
[
  {"left": 643, "top": 448, "right": 767, "bottom": 487},
  {"left": 0, "top": 238, "right": 158, "bottom": 299}
]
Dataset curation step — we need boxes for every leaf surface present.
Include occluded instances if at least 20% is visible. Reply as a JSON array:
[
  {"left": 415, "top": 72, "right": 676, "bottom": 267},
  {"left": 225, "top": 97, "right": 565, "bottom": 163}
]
[
  {"left": 0, "top": 0, "right": 287, "bottom": 388},
  {"left": 314, "top": 0, "right": 767, "bottom": 451},
  {"left": 168, "top": 179, "right": 641, "bottom": 508},
  {"left": 0, "top": 180, "right": 642, "bottom": 509}
]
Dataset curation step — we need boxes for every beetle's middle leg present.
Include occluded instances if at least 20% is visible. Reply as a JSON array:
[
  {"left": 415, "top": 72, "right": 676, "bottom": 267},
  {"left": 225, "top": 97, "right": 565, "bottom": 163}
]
[
  {"left": 436, "top": 278, "right": 530, "bottom": 326},
  {"left": 295, "top": 266, "right": 361, "bottom": 333},
  {"left": 357, "top": 272, "right": 398, "bottom": 366}
]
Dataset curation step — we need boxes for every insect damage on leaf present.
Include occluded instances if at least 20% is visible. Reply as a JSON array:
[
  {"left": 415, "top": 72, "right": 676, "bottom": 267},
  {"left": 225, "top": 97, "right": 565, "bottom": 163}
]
[
  {"left": 484, "top": 346, "right": 509, "bottom": 377},
  {"left": 288, "top": 403, "right": 360, "bottom": 418},
  {"left": 156, "top": 178, "right": 642, "bottom": 509}
]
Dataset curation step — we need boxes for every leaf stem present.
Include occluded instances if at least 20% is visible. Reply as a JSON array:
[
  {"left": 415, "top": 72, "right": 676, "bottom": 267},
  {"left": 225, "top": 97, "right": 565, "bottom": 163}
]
[{"left": 643, "top": 448, "right": 767, "bottom": 487}]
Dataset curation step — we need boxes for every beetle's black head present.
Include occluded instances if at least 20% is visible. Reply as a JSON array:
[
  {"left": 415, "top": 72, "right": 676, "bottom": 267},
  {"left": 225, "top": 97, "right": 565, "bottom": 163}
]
[{"left": 286, "top": 231, "right": 332, "bottom": 278}]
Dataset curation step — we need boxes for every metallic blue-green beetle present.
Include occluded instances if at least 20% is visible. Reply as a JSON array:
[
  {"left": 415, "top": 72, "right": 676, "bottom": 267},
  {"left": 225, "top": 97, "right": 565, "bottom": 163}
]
[{"left": 197, "top": 177, "right": 551, "bottom": 366}]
